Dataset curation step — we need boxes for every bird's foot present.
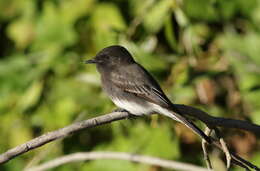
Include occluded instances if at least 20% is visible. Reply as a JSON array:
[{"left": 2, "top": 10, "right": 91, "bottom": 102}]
[
  {"left": 127, "top": 113, "right": 140, "bottom": 120},
  {"left": 113, "top": 108, "right": 139, "bottom": 120},
  {"left": 113, "top": 108, "right": 128, "bottom": 113}
]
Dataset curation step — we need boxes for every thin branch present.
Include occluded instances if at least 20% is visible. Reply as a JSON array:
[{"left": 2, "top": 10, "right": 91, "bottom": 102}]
[
  {"left": 175, "top": 104, "right": 260, "bottom": 136},
  {"left": 219, "top": 137, "right": 231, "bottom": 169},
  {"left": 0, "top": 104, "right": 259, "bottom": 168},
  {"left": 24, "top": 112, "right": 88, "bottom": 169},
  {"left": 211, "top": 140, "right": 259, "bottom": 170},
  {"left": 25, "top": 152, "right": 208, "bottom": 171},
  {"left": 202, "top": 127, "right": 212, "bottom": 170},
  {"left": 215, "top": 129, "right": 231, "bottom": 169},
  {"left": 0, "top": 111, "right": 131, "bottom": 164}
]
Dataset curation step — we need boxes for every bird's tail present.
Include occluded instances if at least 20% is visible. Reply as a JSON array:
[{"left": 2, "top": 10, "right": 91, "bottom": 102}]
[{"left": 161, "top": 105, "right": 211, "bottom": 143}]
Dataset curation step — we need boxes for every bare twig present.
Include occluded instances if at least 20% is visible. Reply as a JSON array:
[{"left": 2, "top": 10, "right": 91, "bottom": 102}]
[
  {"left": 24, "top": 112, "right": 87, "bottom": 169},
  {"left": 231, "top": 158, "right": 250, "bottom": 171},
  {"left": 220, "top": 137, "right": 231, "bottom": 169},
  {"left": 210, "top": 140, "right": 259, "bottom": 170},
  {"left": 0, "top": 111, "right": 131, "bottom": 164},
  {"left": 230, "top": 153, "right": 260, "bottom": 171},
  {"left": 215, "top": 129, "right": 231, "bottom": 169},
  {"left": 202, "top": 127, "right": 212, "bottom": 170},
  {"left": 25, "top": 151, "right": 208, "bottom": 171}
]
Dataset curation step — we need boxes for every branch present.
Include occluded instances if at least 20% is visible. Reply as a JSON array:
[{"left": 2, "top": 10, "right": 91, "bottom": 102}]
[
  {"left": 25, "top": 152, "right": 208, "bottom": 171},
  {"left": 0, "top": 104, "right": 259, "bottom": 168},
  {"left": 176, "top": 104, "right": 260, "bottom": 136},
  {"left": 0, "top": 111, "right": 131, "bottom": 164},
  {"left": 201, "top": 127, "right": 212, "bottom": 170}
]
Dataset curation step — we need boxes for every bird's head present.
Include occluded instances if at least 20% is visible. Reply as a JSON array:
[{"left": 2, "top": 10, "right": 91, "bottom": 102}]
[{"left": 85, "top": 45, "right": 135, "bottom": 68}]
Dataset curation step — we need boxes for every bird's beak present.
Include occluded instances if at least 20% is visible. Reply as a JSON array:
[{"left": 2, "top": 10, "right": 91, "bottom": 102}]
[{"left": 84, "top": 59, "right": 97, "bottom": 64}]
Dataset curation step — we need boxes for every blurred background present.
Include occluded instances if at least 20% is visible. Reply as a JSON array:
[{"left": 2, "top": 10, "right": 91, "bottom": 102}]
[{"left": 0, "top": 0, "right": 260, "bottom": 170}]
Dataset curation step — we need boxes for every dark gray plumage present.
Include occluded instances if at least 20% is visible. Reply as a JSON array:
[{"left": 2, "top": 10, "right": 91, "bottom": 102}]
[{"left": 85, "top": 45, "right": 211, "bottom": 143}]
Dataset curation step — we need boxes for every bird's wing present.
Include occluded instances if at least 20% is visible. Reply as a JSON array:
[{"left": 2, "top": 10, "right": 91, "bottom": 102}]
[
  {"left": 110, "top": 63, "right": 172, "bottom": 108},
  {"left": 110, "top": 63, "right": 212, "bottom": 143}
]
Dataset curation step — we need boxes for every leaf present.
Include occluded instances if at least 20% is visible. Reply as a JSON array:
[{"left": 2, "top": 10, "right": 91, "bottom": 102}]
[
  {"left": 91, "top": 3, "right": 126, "bottom": 49},
  {"left": 183, "top": 0, "right": 218, "bottom": 22},
  {"left": 128, "top": 0, "right": 154, "bottom": 17},
  {"left": 7, "top": 19, "right": 35, "bottom": 49},
  {"left": 0, "top": 0, "right": 31, "bottom": 19},
  {"left": 60, "top": 0, "right": 94, "bottom": 23},
  {"left": 143, "top": 0, "right": 173, "bottom": 33},
  {"left": 16, "top": 80, "right": 43, "bottom": 112},
  {"left": 6, "top": 0, "right": 36, "bottom": 49},
  {"left": 9, "top": 119, "right": 32, "bottom": 147},
  {"left": 164, "top": 15, "right": 179, "bottom": 51},
  {"left": 32, "top": 1, "right": 77, "bottom": 51}
]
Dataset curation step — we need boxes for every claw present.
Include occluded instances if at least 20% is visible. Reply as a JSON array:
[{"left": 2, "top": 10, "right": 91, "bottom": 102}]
[{"left": 113, "top": 108, "right": 128, "bottom": 113}]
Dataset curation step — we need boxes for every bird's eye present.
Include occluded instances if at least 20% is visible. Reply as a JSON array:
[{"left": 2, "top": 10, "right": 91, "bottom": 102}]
[
  {"left": 103, "top": 55, "right": 110, "bottom": 61},
  {"left": 95, "top": 55, "right": 105, "bottom": 62}
]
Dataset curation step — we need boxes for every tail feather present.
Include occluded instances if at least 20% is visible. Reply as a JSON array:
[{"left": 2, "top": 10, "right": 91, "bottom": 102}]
[
  {"left": 171, "top": 111, "right": 211, "bottom": 143},
  {"left": 157, "top": 105, "right": 211, "bottom": 143}
]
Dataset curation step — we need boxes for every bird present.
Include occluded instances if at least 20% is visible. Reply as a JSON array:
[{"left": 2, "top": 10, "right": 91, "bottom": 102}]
[{"left": 85, "top": 45, "right": 211, "bottom": 143}]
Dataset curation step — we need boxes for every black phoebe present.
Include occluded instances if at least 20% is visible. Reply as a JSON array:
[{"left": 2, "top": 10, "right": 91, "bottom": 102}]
[{"left": 85, "top": 45, "right": 211, "bottom": 143}]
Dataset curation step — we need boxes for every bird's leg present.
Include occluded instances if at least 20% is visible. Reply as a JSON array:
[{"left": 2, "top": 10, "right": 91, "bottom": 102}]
[
  {"left": 113, "top": 108, "right": 128, "bottom": 113},
  {"left": 113, "top": 108, "right": 139, "bottom": 120}
]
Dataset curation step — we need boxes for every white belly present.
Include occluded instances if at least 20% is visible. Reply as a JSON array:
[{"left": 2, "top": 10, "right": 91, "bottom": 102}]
[
  {"left": 111, "top": 97, "right": 182, "bottom": 123},
  {"left": 112, "top": 97, "right": 153, "bottom": 115}
]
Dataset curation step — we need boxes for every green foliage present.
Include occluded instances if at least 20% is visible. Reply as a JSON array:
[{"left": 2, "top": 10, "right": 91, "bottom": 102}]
[
  {"left": 0, "top": 0, "right": 259, "bottom": 170},
  {"left": 91, "top": 3, "right": 126, "bottom": 49},
  {"left": 143, "top": 0, "right": 173, "bottom": 33}
]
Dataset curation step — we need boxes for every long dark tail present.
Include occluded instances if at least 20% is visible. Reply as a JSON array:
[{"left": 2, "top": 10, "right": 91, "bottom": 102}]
[{"left": 166, "top": 105, "right": 212, "bottom": 143}]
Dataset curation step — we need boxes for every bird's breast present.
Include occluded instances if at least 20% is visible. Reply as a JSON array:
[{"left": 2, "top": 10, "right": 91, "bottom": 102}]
[{"left": 111, "top": 96, "right": 154, "bottom": 115}]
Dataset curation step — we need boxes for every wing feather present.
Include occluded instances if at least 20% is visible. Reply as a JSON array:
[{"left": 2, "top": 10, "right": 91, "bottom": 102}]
[
  {"left": 109, "top": 63, "right": 211, "bottom": 143},
  {"left": 110, "top": 64, "right": 172, "bottom": 108}
]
